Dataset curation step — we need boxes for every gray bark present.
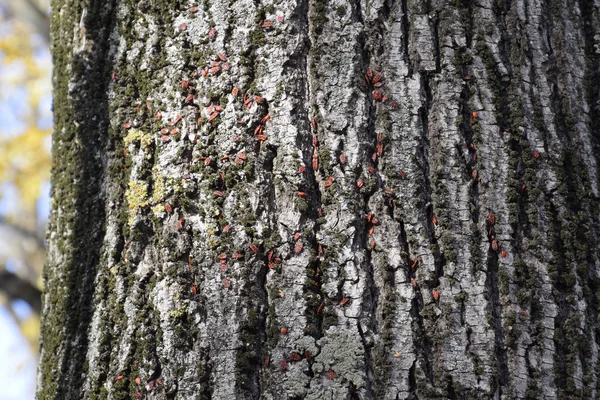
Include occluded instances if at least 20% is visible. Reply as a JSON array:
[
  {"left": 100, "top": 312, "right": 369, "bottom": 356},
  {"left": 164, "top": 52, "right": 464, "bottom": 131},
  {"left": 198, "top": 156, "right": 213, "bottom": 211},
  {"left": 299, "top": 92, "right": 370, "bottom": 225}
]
[{"left": 38, "top": 0, "right": 600, "bottom": 399}]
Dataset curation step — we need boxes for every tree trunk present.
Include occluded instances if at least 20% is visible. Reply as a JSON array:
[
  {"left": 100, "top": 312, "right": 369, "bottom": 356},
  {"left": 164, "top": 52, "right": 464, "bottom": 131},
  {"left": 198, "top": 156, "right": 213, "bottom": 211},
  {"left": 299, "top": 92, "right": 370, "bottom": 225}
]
[{"left": 38, "top": 0, "right": 600, "bottom": 399}]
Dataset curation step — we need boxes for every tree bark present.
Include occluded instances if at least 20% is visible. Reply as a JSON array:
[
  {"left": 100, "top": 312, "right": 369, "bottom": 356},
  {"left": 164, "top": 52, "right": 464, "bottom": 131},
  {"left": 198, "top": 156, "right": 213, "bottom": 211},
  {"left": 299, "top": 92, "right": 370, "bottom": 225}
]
[{"left": 38, "top": 0, "right": 600, "bottom": 399}]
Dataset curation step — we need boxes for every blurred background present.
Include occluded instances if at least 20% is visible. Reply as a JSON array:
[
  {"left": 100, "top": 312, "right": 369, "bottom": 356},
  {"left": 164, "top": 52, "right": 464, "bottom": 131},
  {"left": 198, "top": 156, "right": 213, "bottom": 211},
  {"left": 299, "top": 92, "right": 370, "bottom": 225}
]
[{"left": 0, "top": 0, "right": 51, "bottom": 398}]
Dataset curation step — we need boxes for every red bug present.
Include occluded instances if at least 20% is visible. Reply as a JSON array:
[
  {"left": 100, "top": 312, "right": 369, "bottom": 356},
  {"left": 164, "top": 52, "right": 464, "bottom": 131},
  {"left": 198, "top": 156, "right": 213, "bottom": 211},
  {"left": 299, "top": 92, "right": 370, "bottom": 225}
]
[
  {"left": 501, "top": 250, "right": 508, "bottom": 258},
  {"left": 411, "top": 278, "right": 417, "bottom": 288},
  {"left": 327, "top": 370, "right": 335, "bottom": 380},
  {"left": 184, "top": 94, "right": 194, "bottom": 104},
  {"left": 181, "top": 79, "right": 189, "bottom": 89},
  {"left": 311, "top": 118, "right": 317, "bottom": 130},
  {"left": 399, "top": 169, "right": 407, "bottom": 178},
  {"left": 312, "top": 135, "right": 318, "bottom": 148},
  {"left": 323, "top": 176, "right": 334, "bottom": 187},
  {"left": 487, "top": 213, "right": 495, "bottom": 225},
  {"left": 268, "top": 250, "right": 274, "bottom": 261},
  {"left": 294, "top": 232, "right": 301, "bottom": 241},
  {"left": 123, "top": 121, "right": 132, "bottom": 129},
  {"left": 218, "top": 253, "right": 227, "bottom": 260},
  {"left": 254, "top": 125, "right": 264, "bottom": 135},
  {"left": 410, "top": 257, "right": 420, "bottom": 270},
  {"left": 208, "top": 111, "right": 220, "bottom": 122},
  {"left": 160, "top": 128, "right": 169, "bottom": 135},
  {"left": 371, "top": 217, "right": 379, "bottom": 224},
  {"left": 356, "top": 179, "right": 364, "bottom": 188},
  {"left": 180, "top": 23, "right": 187, "bottom": 31},
  {"left": 372, "top": 152, "right": 377, "bottom": 162},
  {"left": 432, "top": 289, "right": 440, "bottom": 301},
  {"left": 294, "top": 242, "right": 303, "bottom": 254},
  {"left": 115, "top": 375, "right": 125, "bottom": 381},
  {"left": 161, "top": 135, "right": 170, "bottom": 143},
  {"left": 317, "top": 303, "right": 324, "bottom": 313},
  {"left": 191, "top": 284, "right": 197, "bottom": 295},
  {"left": 491, "top": 239, "right": 499, "bottom": 252},
  {"left": 264, "top": 356, "right": 271, "bottom": 367},
  {"left": 232, "top": 253, "right": 243, "bottom": 259},
  {"left": 520, "top": 184, "right": 526, "bottom": 192},
  {"left": 368, "top": 166, "right": 375, "bottom": 175},
  {"left": 432, "top": 216, "right": 438, "bottom": 225},
  {"left": 305, "top": 350, "right": 312, "bottom": 359},
  {"left": 268, "top": 262, "right": 277, "bottom": 269},
  {"left": 262, "top": 21, "right": 272, "bottom": 29},
  {"left": 222, "top": 279, "right": 230, "bottom": 288},
  {"left": 533, "top": 150, "right": 540, "bottom": 159},
  {"left": 220, "top": 264, "right": 227, "bottom": 271},
  {"left": 377, "top": 143, "right": 383, "bottom": 157},
  {"left": 201, "top": 67, "right": 208, "bottom": 77},
  {"left": 256, "top": 134, "right": 267, "bottom": 141},
  {"left": 277, "top": 15, "right": 284, "bottom": 23},
  {"left": 218, "top": 53, "right": 227, "bottom": 61},
  {"left": 318, "top": 208, "right": 323, "bottom": 217},
  {"left": 372, "top": 72, "right": 382, "bottom": 84},
  {"left": 223, "top": 225, "right": 232, "bottom": 233},
  {"left": 368, "top": 226, "right": 374, "bottom": 235},
  {"left": 289, "top": 352, "right": 301, "bottom": 361},
  {"left": 339, "top": 153, "right": 347, "bottom": 165},
  {"left": 155, "top": 111, "right": 162, "bottom": 119},
  {"left": 365, "top": 68, "right": 373, "bottom": 84},
  {"left": 261, "top": 114, "right": 271, "bottom": 124},
  {"left": 170, "top": 128, "right": 179, "bottom": 135},
  {"left": 165, "top": 203, "right": 173, "bottom": 214},
  {"left": 250, "top": 244, "right": 259, "bottom": 254},
  {"left": 135, "top": 377, "right": 141, "bottom": 385},
  {"left": 177, "top": 218, "right": 185, "bottom": 230},
  {"left": 231, "top": 86, "right": 239, "bottom": 97},
  {"left": 298, "top": 165, "right": 306, "bottom": 173},
  {"left": 210, "top": 66, "right": 221, "bottom": 75},
  {"left": 372, "top": 90, "right": 383, "bottom": 101},
  {"left": 298, "top": 192, "right": 307, "bottom": 198},
  {"left": 339, "top": 297, "right": 350, "bottom": 306},
  {"left": 279, "top": 360, "right": 287, "bottom": 371},
  {"left": 208, "top": 28, "right": 217, "bottom": 39},
  {"left": 280, "top": 326, "right": 288, "bottom": 335},
  {"left": 312, "top": 154, "right": 319, "bottom": 171},
  {"left": 214, "top": 190, "right": 224, "bottom": 197},
  {"left": 189, "top": 6, "right": 198, "bottom": 13},
  {"left": 373, "top": 81, "right": 384, "bottom": 88},
  {"left": 168, "top": 115, "right": 182, "bottom": 126}
]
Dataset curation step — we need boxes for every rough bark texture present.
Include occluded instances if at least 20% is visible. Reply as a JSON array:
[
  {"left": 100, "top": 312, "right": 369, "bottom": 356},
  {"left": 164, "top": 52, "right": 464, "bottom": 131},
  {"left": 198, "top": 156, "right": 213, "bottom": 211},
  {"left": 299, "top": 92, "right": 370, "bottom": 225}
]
[{"left": 38, "top": 0, "right": 600, "bottom": 399}]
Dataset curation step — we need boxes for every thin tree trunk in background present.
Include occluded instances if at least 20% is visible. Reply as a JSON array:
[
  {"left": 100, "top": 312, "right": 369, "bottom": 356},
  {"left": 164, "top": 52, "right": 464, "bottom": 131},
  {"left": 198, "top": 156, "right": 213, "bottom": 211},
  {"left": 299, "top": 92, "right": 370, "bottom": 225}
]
[{"left": 37, "top": 0, "right": 600, "bottom": 399}]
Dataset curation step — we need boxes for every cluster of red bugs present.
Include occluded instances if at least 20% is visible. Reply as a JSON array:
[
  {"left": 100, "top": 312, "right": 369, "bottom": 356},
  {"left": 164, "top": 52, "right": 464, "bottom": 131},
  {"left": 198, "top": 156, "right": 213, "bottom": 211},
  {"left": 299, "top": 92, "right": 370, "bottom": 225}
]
[
  {"left": 115, "top": 364, "right": 162, "bottom": 399},
  {"left": 200, "top": 54, "right": 231, "bottom": 78},
  {"left": 365, "top": 68, "right": 399, "bottom": 107}
]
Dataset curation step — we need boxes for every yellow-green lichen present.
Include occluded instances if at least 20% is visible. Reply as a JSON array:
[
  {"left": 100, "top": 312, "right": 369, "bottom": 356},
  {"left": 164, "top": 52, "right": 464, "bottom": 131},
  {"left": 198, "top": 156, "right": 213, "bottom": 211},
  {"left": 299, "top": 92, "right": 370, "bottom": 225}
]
[
  {"left": 124, "top": 128, "right": 153, "bottom": 148},
  {"left": 125, "top": 180, "right": 149, "bottom": 225},
  {"left": 151, "top": 171, "right": 168, "bottom": 204}
]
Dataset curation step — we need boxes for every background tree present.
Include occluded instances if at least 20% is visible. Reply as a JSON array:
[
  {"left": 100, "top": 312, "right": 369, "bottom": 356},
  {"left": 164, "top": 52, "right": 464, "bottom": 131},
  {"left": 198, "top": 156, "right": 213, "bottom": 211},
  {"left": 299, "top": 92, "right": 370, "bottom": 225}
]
[
  {"left": 38, "top": 0, "right": 600, "bottom": 399},
  {"left": 0, "top": 2, "right": 50, "bottom": 396}
]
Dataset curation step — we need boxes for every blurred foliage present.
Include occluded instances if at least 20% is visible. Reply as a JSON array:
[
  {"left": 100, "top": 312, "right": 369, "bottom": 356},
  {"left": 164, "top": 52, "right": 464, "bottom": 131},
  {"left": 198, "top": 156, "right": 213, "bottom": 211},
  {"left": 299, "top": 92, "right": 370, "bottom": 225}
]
[{"left": 0, "top": 6, "right": 51, "bottom": 210}]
